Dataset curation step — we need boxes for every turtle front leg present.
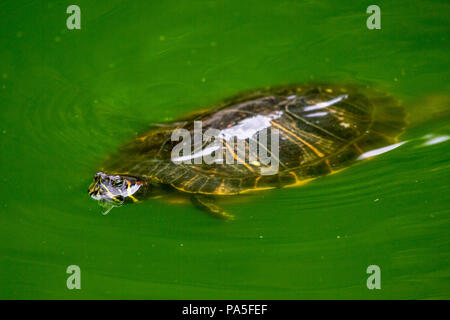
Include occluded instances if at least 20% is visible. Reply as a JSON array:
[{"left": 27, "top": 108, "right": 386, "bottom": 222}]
[{"left": 191, "top": 195, "right": 234, "bottom": 220}]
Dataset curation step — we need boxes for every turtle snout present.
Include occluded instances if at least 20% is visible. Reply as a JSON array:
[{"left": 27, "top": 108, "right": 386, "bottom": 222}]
[
  {"left": 88, "top": 175, "right": 109, "bottom": 200},
  {"left": 88, "top": 181, "right": 101, "bottom": 199}
]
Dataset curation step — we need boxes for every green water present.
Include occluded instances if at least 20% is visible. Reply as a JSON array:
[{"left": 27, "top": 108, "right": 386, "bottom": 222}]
[{"left": 0, "top": 0, "right": 449, "bottom": 299}]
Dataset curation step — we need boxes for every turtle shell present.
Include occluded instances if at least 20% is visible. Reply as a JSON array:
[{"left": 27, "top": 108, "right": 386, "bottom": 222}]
[{"left": 101, "top": 84, "right": 406, "bottom": 195}]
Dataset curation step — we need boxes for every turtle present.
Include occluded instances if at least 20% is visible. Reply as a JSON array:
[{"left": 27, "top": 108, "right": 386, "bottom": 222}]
[{"left": 88, "top": 83, "right": 406, "bottom": 219}]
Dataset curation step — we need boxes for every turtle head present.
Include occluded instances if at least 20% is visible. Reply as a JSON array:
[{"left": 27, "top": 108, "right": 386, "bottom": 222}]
[{"left": 88, "top": 172, "right": 143, "bottom": 205}]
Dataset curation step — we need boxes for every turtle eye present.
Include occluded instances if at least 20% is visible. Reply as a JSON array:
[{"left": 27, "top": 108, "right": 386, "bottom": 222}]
[{"left": 112, "top": 180, "right": 123, "bottom": 187}]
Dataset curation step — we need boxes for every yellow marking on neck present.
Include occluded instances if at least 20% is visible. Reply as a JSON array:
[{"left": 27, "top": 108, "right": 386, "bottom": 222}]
[
  {"left": 128, "top": 195, "right": 139, "bottom": 203},
  {"left": 100, "top": 182, "right": 117, "bottom": 199},
  {"left": 126, "top": 179, "right": 131, "bottom": 193}
]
